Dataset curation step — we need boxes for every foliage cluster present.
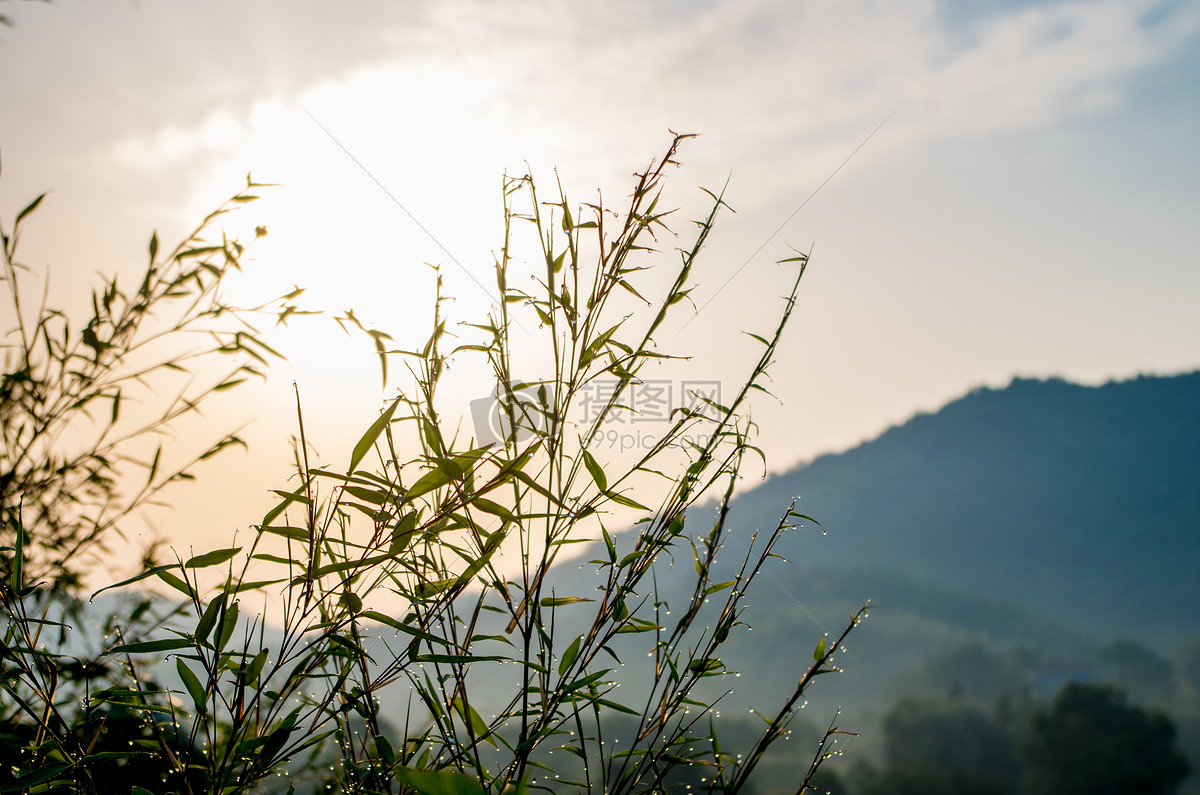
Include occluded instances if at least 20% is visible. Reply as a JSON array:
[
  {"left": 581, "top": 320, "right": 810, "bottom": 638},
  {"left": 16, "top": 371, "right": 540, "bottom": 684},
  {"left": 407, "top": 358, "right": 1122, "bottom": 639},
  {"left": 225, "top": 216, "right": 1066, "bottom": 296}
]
[
  {"left": 851, "top": 680, "right": 1189, "bottom": 795},
  {"left": 1, "top": 170, "right": 301, "bottom": 594},
  {"left": 1, "top": 137, "right": 868, "bottom": 794}
]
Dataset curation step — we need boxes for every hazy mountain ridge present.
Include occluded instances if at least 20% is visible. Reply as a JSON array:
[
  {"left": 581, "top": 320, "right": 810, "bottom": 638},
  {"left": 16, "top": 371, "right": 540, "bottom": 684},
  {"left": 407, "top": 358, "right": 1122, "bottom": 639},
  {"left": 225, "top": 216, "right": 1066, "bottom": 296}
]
[{"left": 726, "top": 371, "right": 1200, "bottom": 645}]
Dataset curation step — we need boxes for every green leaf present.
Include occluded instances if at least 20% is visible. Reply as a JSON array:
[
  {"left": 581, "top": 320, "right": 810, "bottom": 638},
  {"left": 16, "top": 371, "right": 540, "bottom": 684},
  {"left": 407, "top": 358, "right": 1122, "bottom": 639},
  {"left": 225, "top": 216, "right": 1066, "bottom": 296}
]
[
  {"left": 412, "top": 654, "right": 505, "bottom": 665},
  {"left": 360, "top": 611, "right": 449, "bottom": 646},
  {"left": 14, "top": 193, "right": 46, "bottom": 227},
  {"left": 340, "top": 591, "right": 363, "bottom": 614},
  {"left": 605, "top": 490, "right": 650, "bottom": 511},
  {"left": 613, "top": 598, "right": 629, "bottom": 621},
  {"left": 452, "top": 697, "right": 496, "bottom": 747},
  {"left": 148, "top": 232, "right": 158, "bottom": 261},
  {"left": 688, "top": 657, "right": 724, "bottom": 675},
  {"left": 601, "top": 526, "right": 617, "bottom": 563},
  {"left": 375, "top": 735, "right": 397, "bottom": 768},
  {"left": 244, "top": 648, "right": 269, "bottom": 686},
  {"left": 744, "top": 331, "right": 771, "bottom": 347},
  {"left": 350, "top": 397, "right": 400, "bottom": 472},
  {"left": 562, "top": 669, "right": 612, "bottom": 693},
  {"left": 813, "top": 635, "right": 827, "bottom": 662},
  {"left": 471, "top": 497, "right": 517, "bottom": 523},
  {"left": 407, "top": 464, "right": 460, "bottom": 498},
  {"left": 233, "top": 578, "right": 285, "bottom": 593},
  {"left": 110, "top": 637, "right": 193, "bottom": 655},
  {"left": 327, "top": 633, "right": 370, "bottom": 660},
  {"left": 617, "top": 278, "right": 650, "bottom": 305},
  {"left": 10, "top": 522, "right": 23, "bottom": 591},
  {"left": 215, "top": 601, "right": 240, "bottom": 653},
  {"left": 175, "top": 245, "right": 222, "bottom": 260},
  {"left": 343, "top": 485, "right": 389, "bottom": 505},
  {"left": 0, "top": 761, "right": 70, "bottom": 793},
  {"left": 156, "top": 568, "right": 195, "bottom": 597},
  {"left": 396, "top": 767, "right": 486, "bottom": 795},
  {"left": 260, "top": 707, "right": 301, "bottom": 761},
  {"left": 194, "top": 594, "right": 226, "bottom": 645},
  {"left": 787, "top": 510, "right": 823, "bottom": 528},
  {"left": 262, "top": 486, "right": 311, "bottom": 526},
  {"left": 310, "top": 553, "right": 388, "bottom": 578},
  {"left": 541, "top": 596, "right": 593, "bottom": 608},
  {"left": 184, "top": 547, "right": 241, "bottom": 569},
  {"left": 581, "top": 449, "right": 608, "bottom": 492},
  {"left": 261, "top": 525, "right": 308, "bottom": 543},
  {"left": 177, "top": 657, "right": 207, "bottom": 715},
  {"left": 593, "top": 697, "right": 640, "bottom": 716},
  {"left": 389, "top": 512, "right": 419, "bottom": 555},
  {"left": 559, "top": 635, "right": 582, "bottom": 676}
]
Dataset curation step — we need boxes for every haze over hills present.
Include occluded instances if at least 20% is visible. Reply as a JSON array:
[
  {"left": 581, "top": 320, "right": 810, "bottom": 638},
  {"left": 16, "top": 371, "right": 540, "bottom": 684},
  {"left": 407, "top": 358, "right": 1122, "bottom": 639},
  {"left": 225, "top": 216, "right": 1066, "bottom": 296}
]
[
  {"left": 88, "top": 370, "right": 1199, "bottom": 788},
  {"left": 543, "top": 370, "right": 1200, "bottom": 731},
  {"left": 715, "top": 371, "right": 1200, "bottom": 646}
]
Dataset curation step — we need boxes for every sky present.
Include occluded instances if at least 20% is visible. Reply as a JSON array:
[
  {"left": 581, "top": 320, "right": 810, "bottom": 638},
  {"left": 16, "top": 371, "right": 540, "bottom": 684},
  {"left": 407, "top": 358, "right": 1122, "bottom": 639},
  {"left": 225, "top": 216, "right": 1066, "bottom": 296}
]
[{"left": 2, "top": 0, "right": 1198, "bottom": 567}]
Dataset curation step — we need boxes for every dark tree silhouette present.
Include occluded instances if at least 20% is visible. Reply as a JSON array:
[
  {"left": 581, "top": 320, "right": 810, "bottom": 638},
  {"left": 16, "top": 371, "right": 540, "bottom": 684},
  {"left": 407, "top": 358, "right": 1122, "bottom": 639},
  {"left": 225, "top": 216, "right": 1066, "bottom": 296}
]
[
  {"left": 1095, "top": 639, "right": 1175, "bottom": 704},
  {"left": 1020, "top": 683, "right": 1188, "bottom": 795},
  {"left": 872, "top": 695, "right": 1020, "bottom": 795}
]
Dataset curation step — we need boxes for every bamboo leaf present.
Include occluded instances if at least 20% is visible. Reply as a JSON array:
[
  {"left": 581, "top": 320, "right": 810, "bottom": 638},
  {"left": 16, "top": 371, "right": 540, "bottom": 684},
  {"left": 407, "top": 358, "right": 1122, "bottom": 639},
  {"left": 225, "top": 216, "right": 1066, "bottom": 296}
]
[
  {"left": 245, "top": 648, "right": 268, "bottom": 686},
  {"left": 261, "top": 525, "right": 308, "bottom": 543},
  {"left": 194, "top": 594, "right": 226, "bottom": 645},
  {"left": 452, "top": 697, "right": 496, "bottom": 747},
  {"left": 412, "top": 654, "right": 505, "bottom": 665},
  {"left": 90, "top": 564, "right": 179, "bottom": 601},
  {"left": 261, "top": 486, "right": 311, "bottom": 526},
  {"left": 408, "top": 463, "right": 461, "bottom": 498},
  {"left": 14, "top": 193, "right": 46, "bottom": 226},
  {"left": 581, "top": 449, "right": 608, "bottom": 492},
  {"left": 10, "top": 524, "right": 23, "bottom": 591},
  {"left": 559, "top": 635, "right": 582, "bottom": 676},
  {"left": 0, "top": 761, "right": 70, "bottom": 793},
  {"left": 215, "top": 601, "right": 240, "bottom": 653},
  {"left": 471, "top": 497, "right": 517, "bottom": 523},
  {"left": 350, "top": 397, "right": 400, "bottom": 472},
  {"left": 360, "top": 611, "right": 450, "bottom": 646},
  {"left": 396, "top": 767, "right": 486, "bottom": 795},
  {"left": 156, "top": 568, "right": 195, "bottom": 597},
  {"left": 541, "top": 596, "right": 593, "bottom": 608},
  {"left": 605, "top": 490, "right": 650, "bottom": 511},
  {"left": 184, "top": 547, "right": 241, "bottom": 569},
  {"left": 602, "top": 526, "right": 617, "bottom": 563},
  {"left": 310, "top": 553, "right": 388, "bottom": 578},
  {"left": 340, "top": 591, "right": 363, "bottom": 614},
  {"left": 176, "top": 657, "right": 207, "bottom": 715},
  {"left": 110, "top": 637, "right": 193, "bottom": 655},
  {"left": 389, "top": 512, "right": 419, "bottom": 555},
  {"left": 562, "top": 669, "right": 612, "bottom": 693}
]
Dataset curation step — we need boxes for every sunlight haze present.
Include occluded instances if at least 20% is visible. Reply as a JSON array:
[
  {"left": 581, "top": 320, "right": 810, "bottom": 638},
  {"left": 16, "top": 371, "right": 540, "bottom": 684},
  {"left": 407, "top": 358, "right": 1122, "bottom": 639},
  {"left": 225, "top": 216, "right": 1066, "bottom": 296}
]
[{"left": 2, "top": 0, "right": 1197, "bottom": 573}]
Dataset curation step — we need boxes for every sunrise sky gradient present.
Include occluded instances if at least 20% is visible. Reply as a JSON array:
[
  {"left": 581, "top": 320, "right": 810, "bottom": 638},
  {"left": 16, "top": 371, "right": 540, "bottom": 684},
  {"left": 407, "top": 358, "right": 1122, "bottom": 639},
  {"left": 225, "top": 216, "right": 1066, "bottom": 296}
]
[{"left": 2, "top": 0, "right": 1198, "bottom": 560}]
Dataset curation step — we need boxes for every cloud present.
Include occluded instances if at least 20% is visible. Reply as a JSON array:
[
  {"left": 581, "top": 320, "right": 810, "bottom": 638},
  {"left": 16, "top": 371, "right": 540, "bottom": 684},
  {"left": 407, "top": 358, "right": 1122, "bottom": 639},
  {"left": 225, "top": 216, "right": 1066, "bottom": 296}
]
[
  {"left": 923, "top": 0, "right": 1200, "bottom": 137},
  {"left": 87, "top": 0, "right": 1198, "bottom": 187}
]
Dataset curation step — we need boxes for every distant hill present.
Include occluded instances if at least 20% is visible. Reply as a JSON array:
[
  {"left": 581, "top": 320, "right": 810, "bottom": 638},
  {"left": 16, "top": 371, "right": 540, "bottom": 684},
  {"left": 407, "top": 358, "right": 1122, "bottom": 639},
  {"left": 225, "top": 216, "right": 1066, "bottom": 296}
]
[{"left": 715, "top": 371, "right": 1200, "bottom": 645}]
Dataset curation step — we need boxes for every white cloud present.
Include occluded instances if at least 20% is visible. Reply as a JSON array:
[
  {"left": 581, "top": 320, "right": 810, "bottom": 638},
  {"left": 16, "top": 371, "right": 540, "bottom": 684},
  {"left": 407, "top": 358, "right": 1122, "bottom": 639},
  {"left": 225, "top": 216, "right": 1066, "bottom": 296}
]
[{"left": 94, "top": 0, "right": 1199, "bottom": 196}]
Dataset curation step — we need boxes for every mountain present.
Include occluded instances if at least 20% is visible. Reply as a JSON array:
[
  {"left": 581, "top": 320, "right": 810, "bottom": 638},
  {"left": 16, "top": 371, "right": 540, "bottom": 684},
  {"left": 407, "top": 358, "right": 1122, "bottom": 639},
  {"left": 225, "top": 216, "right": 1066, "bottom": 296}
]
[{"left": 718, "top": 371, "right": 1200, "bottom": 646}]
